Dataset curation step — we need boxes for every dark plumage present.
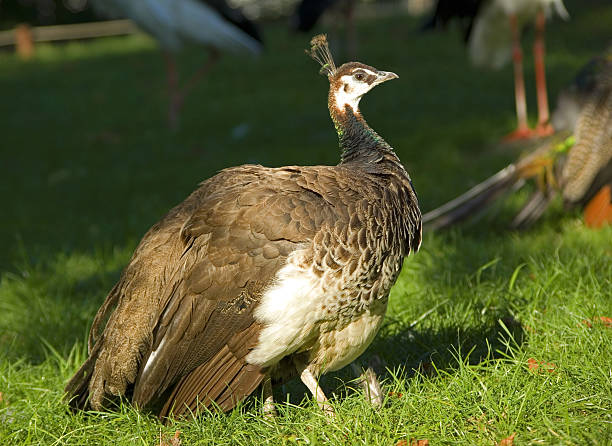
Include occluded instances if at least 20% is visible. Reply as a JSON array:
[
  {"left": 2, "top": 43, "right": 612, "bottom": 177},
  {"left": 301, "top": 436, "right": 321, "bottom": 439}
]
[
  {"left": 291, "top": 0, "right": 339, "bottom": 32},
  {"left": 205, "top": 0, "right": 262, "bottom": 43},
  {"left": 421, "top": 0, "right": 484, "bottom": 42},
  {"left": 291, "top": 0, "right": 357, "bottom": 58},
  {"left": 65, "top": 34, "right": 421, "bottom": 420}
]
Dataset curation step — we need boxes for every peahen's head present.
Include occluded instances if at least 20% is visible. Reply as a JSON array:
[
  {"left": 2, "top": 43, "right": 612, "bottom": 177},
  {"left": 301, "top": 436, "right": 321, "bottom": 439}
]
[{"left": 308, "top": 34, "right": 398, "bottom": 114}]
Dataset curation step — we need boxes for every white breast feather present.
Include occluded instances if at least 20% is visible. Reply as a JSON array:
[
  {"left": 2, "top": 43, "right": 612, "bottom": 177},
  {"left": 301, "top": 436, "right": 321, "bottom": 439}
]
[
  {"left": 246, "top": 257, "right": 324, "bottom": 367},
  {"left": 247, "top": 249, "right": 389, "bottom": 372}
]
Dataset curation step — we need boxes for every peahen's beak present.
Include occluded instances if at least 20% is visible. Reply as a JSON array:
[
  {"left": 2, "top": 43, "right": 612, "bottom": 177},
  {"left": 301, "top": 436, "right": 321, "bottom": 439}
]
[{"left": 373, "top": 71, "right": 399, "bottom": 85}]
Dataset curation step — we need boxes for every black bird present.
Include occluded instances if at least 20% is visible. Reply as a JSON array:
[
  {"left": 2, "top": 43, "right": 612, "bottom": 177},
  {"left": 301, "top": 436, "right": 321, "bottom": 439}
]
[
  {"left": 65, "top": 34, "right": 422, "bottom": 420},
  {"left": 291, "top": 0, "right": 358, "bottom": 58},
  {"left": 421, "top": 0, "right": 483, "bottom": 42}
]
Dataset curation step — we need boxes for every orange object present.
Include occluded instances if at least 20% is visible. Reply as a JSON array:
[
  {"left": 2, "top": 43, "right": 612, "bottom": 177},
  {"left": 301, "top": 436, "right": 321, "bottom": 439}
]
[
  {"left": 527, "top": 357, "right": 556, "bottom": 373},
  {"left": 498, "top": 433, "right": 516, "bottom": 446},
  {"left": 581, "top": 316, "right": 612, "bottom": 328},
  {"left": 584, "top": 185, "right": 612, "bottom": 228},
  {"left": 600, "top": 316, "right": 612, "bottom": 327},
  {"left": 15, "top": 24, "right": 34, "bottom": 59}
]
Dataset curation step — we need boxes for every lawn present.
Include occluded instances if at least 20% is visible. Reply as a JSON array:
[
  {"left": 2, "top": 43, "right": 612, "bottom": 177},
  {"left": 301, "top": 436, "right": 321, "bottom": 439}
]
[{"left": 1, "top": 1, "right": 611, "bottom": 444}]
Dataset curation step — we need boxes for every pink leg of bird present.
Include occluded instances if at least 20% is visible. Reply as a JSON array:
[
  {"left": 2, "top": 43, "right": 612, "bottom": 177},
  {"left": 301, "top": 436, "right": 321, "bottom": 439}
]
[
  {"left": 182, "top": 48, "right": 220, "bottom": 99},
  {"left": 165, "top": 49, "right": 220, "bottom": 130},
  {"left": 533, "top": 9, "right": 554, "bottom": 137},
  {"left": 164, "top": 51, "right": 182, "bottom": 130},
  {"left": 504, "top": 14, "right": 533, "bottom": 141}
]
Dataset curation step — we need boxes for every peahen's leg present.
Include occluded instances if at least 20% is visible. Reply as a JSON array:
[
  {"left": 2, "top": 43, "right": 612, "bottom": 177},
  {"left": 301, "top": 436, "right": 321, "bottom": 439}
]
[
  {"left": 298, "top": 365, "right": 335, "bottom": 417},
  {"left": 262, "top": 377, "right": 277, "bottom": 418}
]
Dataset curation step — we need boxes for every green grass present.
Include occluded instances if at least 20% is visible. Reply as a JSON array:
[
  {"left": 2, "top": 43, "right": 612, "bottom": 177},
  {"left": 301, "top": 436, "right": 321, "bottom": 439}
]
[{"left": 1, "top": 2, "right": 611, "bottom": 444}]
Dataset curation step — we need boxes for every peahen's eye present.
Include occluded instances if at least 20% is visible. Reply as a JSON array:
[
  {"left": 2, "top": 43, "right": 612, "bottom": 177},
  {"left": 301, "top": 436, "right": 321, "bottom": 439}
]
[{"left": 354, "top": 72, "right": 365, "bottom": 81}]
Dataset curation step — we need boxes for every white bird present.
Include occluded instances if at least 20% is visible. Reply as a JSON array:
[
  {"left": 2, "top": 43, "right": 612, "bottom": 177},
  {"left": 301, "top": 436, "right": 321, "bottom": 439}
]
[
  {"left": 425, "top": 0, "right": 569, "bottom": 140},
  {"left": 93, "top": 0, "right": 263, "bottom": 127}
]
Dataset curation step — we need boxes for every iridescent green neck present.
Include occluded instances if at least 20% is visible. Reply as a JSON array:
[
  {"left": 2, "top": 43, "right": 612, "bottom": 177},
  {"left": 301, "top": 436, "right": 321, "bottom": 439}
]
[{"left": 329, "top": 99, "right": 394, "bottom": 165}]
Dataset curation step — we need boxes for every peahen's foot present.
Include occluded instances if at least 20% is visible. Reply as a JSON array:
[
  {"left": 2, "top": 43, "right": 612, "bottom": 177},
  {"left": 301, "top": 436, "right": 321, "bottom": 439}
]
[{"left": 262, "top": 379, "right": 277, "bottom": 418}]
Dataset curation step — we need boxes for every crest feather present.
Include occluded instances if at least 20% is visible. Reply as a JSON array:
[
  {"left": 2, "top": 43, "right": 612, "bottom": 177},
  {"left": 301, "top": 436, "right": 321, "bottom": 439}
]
[{"left": 307, "top": 34, "right": 337, "bottom": 78}]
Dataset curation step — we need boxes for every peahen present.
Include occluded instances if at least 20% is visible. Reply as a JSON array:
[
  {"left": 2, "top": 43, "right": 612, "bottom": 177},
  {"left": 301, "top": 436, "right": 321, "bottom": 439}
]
[{"left": 65, "top": 34, "right": 422, "bottom": 420}]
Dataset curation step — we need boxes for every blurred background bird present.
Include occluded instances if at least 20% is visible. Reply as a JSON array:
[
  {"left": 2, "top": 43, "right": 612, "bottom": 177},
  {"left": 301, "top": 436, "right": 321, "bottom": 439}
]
[
  {"left": 422, "top": 46, "right": 612, "bottom": 230},
  {"left": 91, "top": 0, "right": 263, "bottom": 128},
  {"left": 423, "top": 0, "right": 569, "bottom": 140},
  {"left": 290, "top": 0, "right": 358, "bottom": 58}
]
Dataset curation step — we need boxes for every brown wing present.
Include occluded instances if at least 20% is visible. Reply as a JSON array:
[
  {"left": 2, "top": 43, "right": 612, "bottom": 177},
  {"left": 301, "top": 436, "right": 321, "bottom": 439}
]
[
  {"left": 85, "top": 168, "right": 268, "bottom": 351},
  {"left": 68, "top": 165, "right": 329, "bottom": 413},
  {"left": 130, "top": 166, "right": 342, "bottom": 416}
]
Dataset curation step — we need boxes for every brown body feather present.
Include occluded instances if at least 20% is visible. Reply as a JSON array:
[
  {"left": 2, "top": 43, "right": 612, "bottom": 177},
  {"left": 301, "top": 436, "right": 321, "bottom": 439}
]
[{"left": 66, "top": 162, "right": 420, "bottom": 417}]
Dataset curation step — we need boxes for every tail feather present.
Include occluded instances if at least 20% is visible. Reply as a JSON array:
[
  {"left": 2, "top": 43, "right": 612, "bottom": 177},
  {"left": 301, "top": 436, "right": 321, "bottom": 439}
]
[
  {"left": 511, "top": 189, "right": 555, "bottom": 229},
  {"left": 88, "top": 283, "right": 121, "bottom": 352},
  {"left": 422, "top": 164, "right": 519, "bottom": 231},
  {"left": 64, "top": 341, "right": 103, "bottom": 411},
  {"left": 423, "top": 138, "right": 571, "bottom": 231},
  {"left": 158, "top": 344, "right": 263, "bottom": 421}
]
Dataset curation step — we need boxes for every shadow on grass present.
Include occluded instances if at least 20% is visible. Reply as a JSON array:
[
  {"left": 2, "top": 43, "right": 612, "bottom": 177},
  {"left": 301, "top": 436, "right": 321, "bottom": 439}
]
[
  {"left": 0, "top": 248, "right": 129, "bottom": 363},
  {"left": 267, "top": 312, "right": 525, "bottom": 411}
]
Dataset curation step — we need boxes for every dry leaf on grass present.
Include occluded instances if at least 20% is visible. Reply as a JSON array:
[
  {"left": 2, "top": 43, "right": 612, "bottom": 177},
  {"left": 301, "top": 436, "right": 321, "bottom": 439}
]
[
  {"left": 159, "top": 430, "right": 181, "bottom": 446},
  {"left": 584, "top": 184, "right": 612, "bottom": 228},
  {"left": 523, "top": 324, "right": 536, "bottom": 333},
  {"left": 600, "top": 316, "right": 612, "bottom": 326},
  {"left": 396, "top": 440, "right": 429, "bottom": 446},
  {"left": 498, "top": 432, "right": 516, "bottom": 445},
  {"left": 527, "top": 358, "right": 556, "bottom": 373},
  {"left": 387, "top": 391, "right": 403, "bottom": 398},
  {"left": 581, "top": 316, "right": 612, "bottom": 328}
]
